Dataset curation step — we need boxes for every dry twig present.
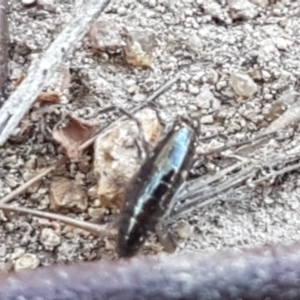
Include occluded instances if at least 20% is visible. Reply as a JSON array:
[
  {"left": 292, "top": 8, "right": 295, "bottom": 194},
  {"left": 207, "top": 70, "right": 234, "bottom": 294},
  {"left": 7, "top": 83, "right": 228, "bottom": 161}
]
[
  {"left": 0, "top": 0, "right": 110, "bottom": 146},
  {"left": 251, "top": 161, "right": 300, "bottom": 185},
  {"left": 0, "top": 0, "right": 9, "bottom": 97},
  {"left": 170, "top": 143, "right": 300, "bottom": 220},
  {"left": 0, "top": 204, "right": 116, "bottom": 237},
  {"left": 0, "top": 156, "right": 68, "bottom": 205},
  {"left": 177, "top": 160, "right": 249, "bottom": 199},
  {"left": 169, "top": 167, "right": 256, "bottom": 220},
  {"left": 2, "top": 240, "right": 299, "bottom": 299},
  {"left": 200, "top": 130, "right": 278, "bottom": 157}
]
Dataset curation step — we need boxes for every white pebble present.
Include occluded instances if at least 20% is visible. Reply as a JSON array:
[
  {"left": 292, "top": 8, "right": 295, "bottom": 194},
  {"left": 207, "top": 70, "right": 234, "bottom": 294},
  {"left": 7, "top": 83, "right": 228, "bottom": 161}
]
[
  {"left": 189, "top": 85, "right": 200, "bottom": 95},
  {"left": 230, "top": 73, "right": 258, "bottom": 98},
  {"left": 14, "top": 254, "right": 40, "bottom": 271},
  {"left": 21, "top": 0, "right": 36, "bottom": 6},
  {"left": 148, "top": 0, "right": 156, "bottom": 7},
  {"left": 176, "top": 222, "right": 194, "bottom": 239},
  {"left": 40, "top": 228, "right": 61, "bottom": 250},
  {"left": 200, "top": 115, "right": 214, "bottom": 124}
]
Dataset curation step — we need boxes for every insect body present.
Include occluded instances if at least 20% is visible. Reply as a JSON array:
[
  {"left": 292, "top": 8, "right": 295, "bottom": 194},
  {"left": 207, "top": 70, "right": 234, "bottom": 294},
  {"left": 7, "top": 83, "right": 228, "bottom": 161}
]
[{"left": 116, "top": 124, "right": 196, "bottom": 257}]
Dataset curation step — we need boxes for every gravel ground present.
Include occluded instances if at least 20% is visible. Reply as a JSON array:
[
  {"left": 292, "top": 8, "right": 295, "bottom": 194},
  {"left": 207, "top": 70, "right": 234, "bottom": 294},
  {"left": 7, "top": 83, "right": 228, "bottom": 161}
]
[{"left": 1, "top": 0, "right": 300, "bottom": 272}]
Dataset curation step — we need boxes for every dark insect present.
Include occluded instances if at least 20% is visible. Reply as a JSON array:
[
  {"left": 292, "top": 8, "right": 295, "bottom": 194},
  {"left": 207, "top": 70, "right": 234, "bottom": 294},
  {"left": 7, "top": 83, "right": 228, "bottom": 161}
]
[{"left": 116, "top": 124, "right": 196, "bottom": 257}]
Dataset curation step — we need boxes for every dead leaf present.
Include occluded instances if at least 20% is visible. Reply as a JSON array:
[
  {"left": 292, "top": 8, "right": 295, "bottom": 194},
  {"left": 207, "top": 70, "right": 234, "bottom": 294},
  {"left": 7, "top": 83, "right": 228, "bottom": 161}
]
[
  {"left": 36, "top": 91, "right": 60, "bottom": 105},
  {"left": 14, "top": 75, "right": 25, "bottom": 88},
  {"left": 53, "top": 115, "right": 101, "bottom": 159}
]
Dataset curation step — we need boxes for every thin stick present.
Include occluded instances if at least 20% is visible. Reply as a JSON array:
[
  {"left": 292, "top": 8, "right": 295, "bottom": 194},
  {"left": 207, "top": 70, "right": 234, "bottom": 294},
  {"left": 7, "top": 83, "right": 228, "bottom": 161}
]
[
  {"left": 0, "top": 0, "right": 110, "bottom": 146},
  {"left": 0, "top": 156, "right": 68, "bottom": 204},
  {"left": 170, "top": 148, "right": 300, "bottom": 220},
  {"left": 177, "top": 160, "right": 248, "bottom": 199},
  {"left": 0, "top": 204, "right": 116, "bottom": 237},
  {"left": 201, "top": 130, "right": 278, "bottom": 157},
  {"left": 145, "top": 72, "right": 181, "bottom": 103},
  {"left": 183, "top": 160, "right": 300, "bottom": 216},
  {"left": 252, "top": 161, "right": 300, "bottom": 185},
  {"left": 162, "top": 160, "right": 249, "bottom": 220},
  {"left": 0, "top": 0, "right": 9, "bottom": 97}
]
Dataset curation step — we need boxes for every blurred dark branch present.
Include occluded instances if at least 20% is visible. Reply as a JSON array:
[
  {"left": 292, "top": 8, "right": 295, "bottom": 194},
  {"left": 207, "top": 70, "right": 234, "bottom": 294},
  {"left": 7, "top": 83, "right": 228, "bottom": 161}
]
[
  {"left": 0, "top": 0, "right": 9, "bottom": 98},
  {"left": 1, "top": 242, "right": 300, "bottom": 299}
]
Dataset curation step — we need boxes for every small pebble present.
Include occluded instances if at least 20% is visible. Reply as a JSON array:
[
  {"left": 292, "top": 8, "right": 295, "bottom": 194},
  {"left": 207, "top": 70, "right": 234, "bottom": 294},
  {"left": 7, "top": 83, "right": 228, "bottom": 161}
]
[
  {"left": 230, "top": 73, "right": 258, "bottom": 98},
  {"left": 264, "top": 93, "right": 273, "bottom": 100},
  {"left": 37, "top": 0, "right": 55, "bottom": 11},
  {"left": 14, "top": 254, "right": 40, "bottom": 271},
  {"left": 50, "top": 177, "right": 88, "bottom": 212},
  {"left": 229, "top": 0, "right": 258, "bottom": 20},
  {"left": 40, "top": 228, "right": 61, "bottom": 250},
  {"left": 132, "top": 93, "right": 146, "bottom": 102},
  {"left": 89, "top": 18, "right": 125, "bottom": 53},
  {"left": 275, "top": 37, "right": 291, "bottom": 51},
  {"left": 200, "top": 115, "right": 214, "bottom": 124},
  {"left": 11, "top": 248, "right": 25, "bottom": 260},
  {"left": 0, "top": 245, "right": 6, "bottom": 257},
  {"left": 261, "top": 70, "right": 271, "bottom": 81},
  {"left": 189, "top": 85, "right": 200, "bottom": 95},
  {"left": 195, "top": 87, "right": 215, "bottom": 109},
  {"left": 88, "top": 207, "right": 106, "bottom": 219},
  {"left": 128, "top": 84, "right": 139, "bottom": 94},
  {"left": 249, "top": 0, "right": 268, "bottom": 7},
  {"left": 148, "top": 0, "right": 156, "bottom": 7},
  {"left": 258, "top": 40, "right": 280, "bottom": 63},
  {"left": 175, "top": 222, "right": 194, "bottom": 239},
  {"left": 21, "top": 0, "right": 36, "bottom": 6},
  {"left": 264, "top": 197, "right": 274, "bottom": 204},
  {"left": 117, "top": 7, "right": 127, "bottom": 15},
  {"left": 124, "top": 30, "right": 155, "bottom": 67}
]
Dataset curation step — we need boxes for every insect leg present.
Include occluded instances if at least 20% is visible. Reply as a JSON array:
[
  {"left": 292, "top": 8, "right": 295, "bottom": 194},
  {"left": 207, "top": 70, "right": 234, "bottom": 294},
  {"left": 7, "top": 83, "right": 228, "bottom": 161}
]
[
  {"left": 98, "top": 105, "right": 150, "bottom": 156},
  {"left": 155, "top": 223, "right": 177, "bottom": 253}
]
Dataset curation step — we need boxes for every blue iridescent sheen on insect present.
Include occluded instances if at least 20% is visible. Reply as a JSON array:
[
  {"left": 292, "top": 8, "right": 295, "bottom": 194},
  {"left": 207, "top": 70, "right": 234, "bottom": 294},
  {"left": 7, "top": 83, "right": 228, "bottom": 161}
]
[{"left": 171, "top": 127, "right": 193, "bottom": 168}]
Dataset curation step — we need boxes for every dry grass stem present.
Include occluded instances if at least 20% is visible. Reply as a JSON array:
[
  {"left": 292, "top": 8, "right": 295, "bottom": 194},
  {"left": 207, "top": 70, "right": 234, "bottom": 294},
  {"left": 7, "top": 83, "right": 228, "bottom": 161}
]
[
  {"left": 0, "top": 0, "right": 8, "bottom": 97},
  {"left": 0, "top": 204, "right": 116, "bottom": 237},
  {"left": 171, "top": 145, "right": 300, "bottom": 221}
]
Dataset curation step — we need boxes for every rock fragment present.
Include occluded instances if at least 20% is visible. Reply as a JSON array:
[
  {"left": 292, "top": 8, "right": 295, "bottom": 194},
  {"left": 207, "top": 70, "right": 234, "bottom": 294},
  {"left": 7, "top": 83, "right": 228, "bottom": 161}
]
[
  {"left": 230, "top": 73, "right": 258, "bottom": 99},
  {"left": 94, "top": 108, "right": 162, "bottom": 209},
  {"left": 89, "top": 18, "right": 126, "bottom": 53},
  {"left": 124, "top": 30, "right": 155, "bottom": 67},
  {"left": 229, "top": 0, "right": 259, "bottom": 20},
  {"left": 40, "top": 228, "right": 61, "bottom": 250},
  {"left": 49, "top": 177, "right": 88, "bottom": 212},
  {"left": 21, "top": 0, "right": 36, "bottom": 7},
  {"left": 175, "top": 222, "right": 194, "bottom": 239},
  {"left": 14, "top": 253, "right": 40, "bottom": 271}
]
